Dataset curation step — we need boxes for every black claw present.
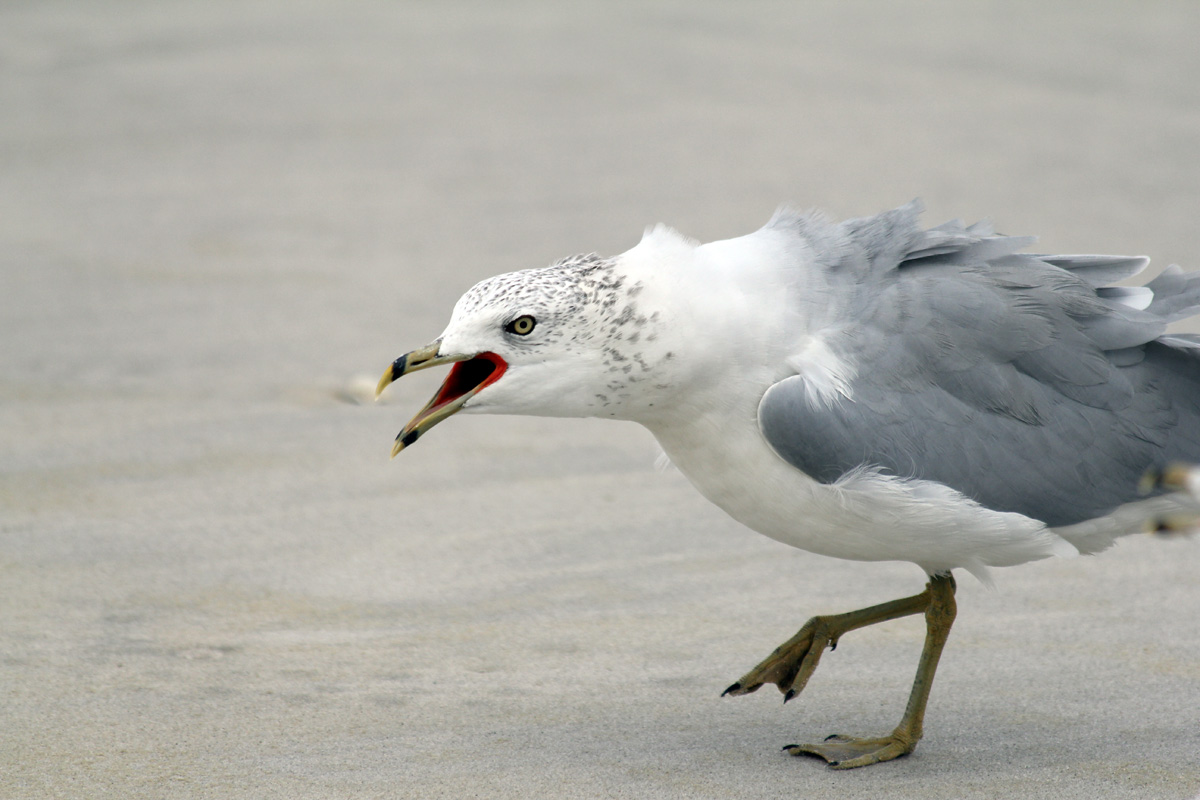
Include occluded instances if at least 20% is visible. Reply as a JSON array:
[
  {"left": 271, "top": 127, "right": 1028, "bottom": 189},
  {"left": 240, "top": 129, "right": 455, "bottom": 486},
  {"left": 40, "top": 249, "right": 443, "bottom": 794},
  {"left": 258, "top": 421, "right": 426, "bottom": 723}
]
[
  {"left": 823, "top": 733, "right": 840, "bottom": 742},
  {"left": 783, "top": 689, "right": 796, "bottom": 703},
  {"left": 782, "top": 744, "right": 798, "bottom": 752},
  {"left": 722, "top": 682, "right": 741, "bottom": 696},
  {"left": 829, "top": 641, "right": 837, "bottom": 651}
]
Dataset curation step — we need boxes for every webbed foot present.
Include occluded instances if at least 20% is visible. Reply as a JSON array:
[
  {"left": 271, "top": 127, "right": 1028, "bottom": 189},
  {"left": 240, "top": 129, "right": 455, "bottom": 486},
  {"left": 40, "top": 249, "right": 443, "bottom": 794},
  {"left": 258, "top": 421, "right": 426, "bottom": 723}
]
[
  {"left": 722, "top": 615, "right": 836, "bottom": 701},
  {"left": 784, "top": 732, "right": 915, "bottom": 769}
]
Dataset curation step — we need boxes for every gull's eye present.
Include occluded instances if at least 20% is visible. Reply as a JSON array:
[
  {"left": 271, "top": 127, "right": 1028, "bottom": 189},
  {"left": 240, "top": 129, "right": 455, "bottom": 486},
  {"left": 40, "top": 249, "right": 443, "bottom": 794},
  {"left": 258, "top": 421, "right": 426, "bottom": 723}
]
[{"left": 505, "top": 315, "right": 537, "bottom": 336}]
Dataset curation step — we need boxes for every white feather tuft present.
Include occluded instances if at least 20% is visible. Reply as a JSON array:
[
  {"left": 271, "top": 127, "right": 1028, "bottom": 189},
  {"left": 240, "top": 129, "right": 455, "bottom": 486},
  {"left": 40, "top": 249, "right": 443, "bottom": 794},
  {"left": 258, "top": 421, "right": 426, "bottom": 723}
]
[{"left": 785, "top": 336, "right": 856, "bottom": 408}]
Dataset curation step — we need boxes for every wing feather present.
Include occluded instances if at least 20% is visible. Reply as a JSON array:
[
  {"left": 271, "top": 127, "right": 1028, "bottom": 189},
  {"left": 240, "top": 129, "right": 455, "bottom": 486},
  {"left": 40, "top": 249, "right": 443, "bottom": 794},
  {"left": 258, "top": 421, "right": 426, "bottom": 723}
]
[{"left": 758, "top": 204, "right": 1200, "bottom": 527}]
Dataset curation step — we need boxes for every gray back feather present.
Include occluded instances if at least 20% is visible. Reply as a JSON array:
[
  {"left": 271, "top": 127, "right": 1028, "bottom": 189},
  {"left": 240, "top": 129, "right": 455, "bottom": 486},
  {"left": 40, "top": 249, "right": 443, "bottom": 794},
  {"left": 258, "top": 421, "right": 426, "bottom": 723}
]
[{"left": 759, "top": 202, "right": 1200, "bottom": 526}]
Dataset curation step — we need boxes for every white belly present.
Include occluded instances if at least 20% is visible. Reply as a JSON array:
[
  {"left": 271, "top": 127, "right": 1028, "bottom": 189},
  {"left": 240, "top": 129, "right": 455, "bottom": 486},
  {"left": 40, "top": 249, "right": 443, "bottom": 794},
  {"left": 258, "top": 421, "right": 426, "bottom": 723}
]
[{"left": 645, "top": 410, "right": 1073, "bottom": 581}]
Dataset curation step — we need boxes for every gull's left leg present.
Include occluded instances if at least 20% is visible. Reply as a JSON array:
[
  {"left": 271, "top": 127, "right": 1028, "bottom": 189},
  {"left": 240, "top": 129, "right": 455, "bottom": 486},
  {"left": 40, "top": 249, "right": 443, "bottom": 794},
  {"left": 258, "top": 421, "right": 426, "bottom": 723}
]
[
  {"left": 723, "top": 587, "right": 932, "bottom": 702},
  {"left": 787, "top": 573, "right": 957, "bottom": 769}
]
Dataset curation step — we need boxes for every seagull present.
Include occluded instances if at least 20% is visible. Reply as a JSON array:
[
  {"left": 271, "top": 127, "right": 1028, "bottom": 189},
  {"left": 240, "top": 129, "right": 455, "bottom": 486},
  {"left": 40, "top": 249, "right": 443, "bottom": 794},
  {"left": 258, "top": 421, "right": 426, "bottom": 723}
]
[{"left": 376, "top": 201, "right": 1200, "bottom": 769}]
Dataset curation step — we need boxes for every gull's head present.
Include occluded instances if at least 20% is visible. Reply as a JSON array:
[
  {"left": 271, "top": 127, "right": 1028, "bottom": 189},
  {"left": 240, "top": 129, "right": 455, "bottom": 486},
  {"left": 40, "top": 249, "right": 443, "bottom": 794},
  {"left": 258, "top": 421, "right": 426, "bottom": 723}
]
[{"left": 377, "top": 251, "right": 686, "bottom": 456}]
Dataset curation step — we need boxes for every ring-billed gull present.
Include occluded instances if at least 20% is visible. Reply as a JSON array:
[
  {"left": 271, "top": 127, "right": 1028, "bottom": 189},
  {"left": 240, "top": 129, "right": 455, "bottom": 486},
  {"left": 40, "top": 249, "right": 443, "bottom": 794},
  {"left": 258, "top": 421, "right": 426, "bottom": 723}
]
[{"left": 376, "top": 201, "right": 1200, "bottom": 768}]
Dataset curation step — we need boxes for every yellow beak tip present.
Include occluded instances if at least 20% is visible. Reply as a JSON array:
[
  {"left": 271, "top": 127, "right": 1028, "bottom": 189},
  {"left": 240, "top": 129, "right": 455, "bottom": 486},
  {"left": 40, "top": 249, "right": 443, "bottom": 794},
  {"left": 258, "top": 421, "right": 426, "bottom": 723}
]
[{"left": 376, "top": 369, "right": 396, "bottom": 400}]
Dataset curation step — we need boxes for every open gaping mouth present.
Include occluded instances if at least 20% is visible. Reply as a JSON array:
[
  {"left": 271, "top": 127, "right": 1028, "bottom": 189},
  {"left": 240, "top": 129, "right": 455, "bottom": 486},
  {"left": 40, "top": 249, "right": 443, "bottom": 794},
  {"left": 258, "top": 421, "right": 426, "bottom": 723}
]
[
  {"left": 419, "top": 353, "right": 507, "bottom": 420},
  {"left": 376, "top": 345, "right": 507, "bottom": 456}
]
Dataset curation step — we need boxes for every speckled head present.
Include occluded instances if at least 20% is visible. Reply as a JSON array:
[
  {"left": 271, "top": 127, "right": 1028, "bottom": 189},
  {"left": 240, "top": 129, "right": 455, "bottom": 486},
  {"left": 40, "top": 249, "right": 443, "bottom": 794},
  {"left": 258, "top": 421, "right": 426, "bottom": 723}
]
[{"left": 378, "top": 247, "right": 686, "bottom": 453}]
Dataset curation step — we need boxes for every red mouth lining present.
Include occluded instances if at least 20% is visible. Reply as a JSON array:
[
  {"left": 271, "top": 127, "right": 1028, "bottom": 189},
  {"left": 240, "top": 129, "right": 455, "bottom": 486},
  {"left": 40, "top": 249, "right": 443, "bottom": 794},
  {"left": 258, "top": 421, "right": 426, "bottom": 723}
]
[{"left": 427, "top": 352, "right": 507, "bottom": 411}]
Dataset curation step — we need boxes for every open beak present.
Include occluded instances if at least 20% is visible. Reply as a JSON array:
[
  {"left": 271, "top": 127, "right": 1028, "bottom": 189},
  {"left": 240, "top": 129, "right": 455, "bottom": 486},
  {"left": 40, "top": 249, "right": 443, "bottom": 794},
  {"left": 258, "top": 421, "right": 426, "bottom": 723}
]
[{"left": 376, "top": 339, "right": 508, "bottom": 457}]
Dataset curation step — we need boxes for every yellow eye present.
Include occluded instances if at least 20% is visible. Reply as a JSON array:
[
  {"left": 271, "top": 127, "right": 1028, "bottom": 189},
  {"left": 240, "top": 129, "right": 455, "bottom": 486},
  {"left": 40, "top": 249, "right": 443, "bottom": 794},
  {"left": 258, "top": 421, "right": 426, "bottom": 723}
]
[{"left": 506, "top": 315, "right": 537, "bottom": 336}]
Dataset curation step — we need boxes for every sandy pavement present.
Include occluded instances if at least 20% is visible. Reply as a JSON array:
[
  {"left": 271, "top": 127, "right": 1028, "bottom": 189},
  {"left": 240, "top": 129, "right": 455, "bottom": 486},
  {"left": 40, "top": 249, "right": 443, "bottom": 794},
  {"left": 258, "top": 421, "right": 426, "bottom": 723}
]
[{"left": 2, "top": 2, "right": 1199, "bottom": 798}]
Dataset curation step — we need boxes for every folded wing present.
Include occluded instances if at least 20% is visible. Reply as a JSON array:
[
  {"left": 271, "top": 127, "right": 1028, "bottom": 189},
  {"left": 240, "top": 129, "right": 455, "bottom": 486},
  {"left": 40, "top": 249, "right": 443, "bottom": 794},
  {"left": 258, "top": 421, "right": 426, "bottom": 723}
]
[{"left": 759, "top": 203, "right": 1200, "bottom": 527}]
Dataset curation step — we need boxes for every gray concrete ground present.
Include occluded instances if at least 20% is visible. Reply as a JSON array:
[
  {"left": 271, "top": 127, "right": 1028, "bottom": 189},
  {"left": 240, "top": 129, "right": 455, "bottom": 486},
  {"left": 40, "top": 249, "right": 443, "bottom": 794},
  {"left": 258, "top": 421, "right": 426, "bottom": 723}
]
[{"left": 3, "top": 2, "right": 1199, "bottom": 798}]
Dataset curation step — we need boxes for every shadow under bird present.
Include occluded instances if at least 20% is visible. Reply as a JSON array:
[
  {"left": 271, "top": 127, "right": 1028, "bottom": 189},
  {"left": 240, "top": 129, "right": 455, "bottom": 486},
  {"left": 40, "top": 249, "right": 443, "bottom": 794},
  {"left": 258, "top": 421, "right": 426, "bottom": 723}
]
[{"left": 376, "top": 200, "right": 1200, "bottom": 769}]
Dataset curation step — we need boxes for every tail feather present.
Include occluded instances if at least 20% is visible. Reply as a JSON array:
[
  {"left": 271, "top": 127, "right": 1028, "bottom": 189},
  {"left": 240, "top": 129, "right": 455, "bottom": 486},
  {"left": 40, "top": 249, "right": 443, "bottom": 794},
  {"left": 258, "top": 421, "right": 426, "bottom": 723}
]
[
  {"left": 1146, "top": 264, "right": 1200, "bottom": 323},
  {"left": 1053, "top": 463, "right": 1200, "bottom": 553}
]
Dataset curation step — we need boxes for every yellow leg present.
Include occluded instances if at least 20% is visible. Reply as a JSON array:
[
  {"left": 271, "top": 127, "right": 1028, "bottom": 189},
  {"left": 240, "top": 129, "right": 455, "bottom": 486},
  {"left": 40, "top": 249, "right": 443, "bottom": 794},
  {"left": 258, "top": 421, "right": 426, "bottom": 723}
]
[{"left": 725, "top": 574, "right": 957, "bottom": 769}]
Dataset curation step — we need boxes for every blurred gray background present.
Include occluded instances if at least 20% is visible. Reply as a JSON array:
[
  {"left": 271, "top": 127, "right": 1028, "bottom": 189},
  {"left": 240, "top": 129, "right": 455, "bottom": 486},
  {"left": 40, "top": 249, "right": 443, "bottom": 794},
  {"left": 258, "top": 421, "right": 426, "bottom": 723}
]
[{"left": 2, "top": 2, "right": 1198, "bottom": 798}]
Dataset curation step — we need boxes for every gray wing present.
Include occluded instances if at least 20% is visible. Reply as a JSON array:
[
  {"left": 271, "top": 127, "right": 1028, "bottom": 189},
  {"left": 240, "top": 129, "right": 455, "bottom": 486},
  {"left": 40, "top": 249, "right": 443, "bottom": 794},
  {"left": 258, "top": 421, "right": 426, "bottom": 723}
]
[{"left": 759, "top": 204, "right": 1200, "bottom": 527}]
